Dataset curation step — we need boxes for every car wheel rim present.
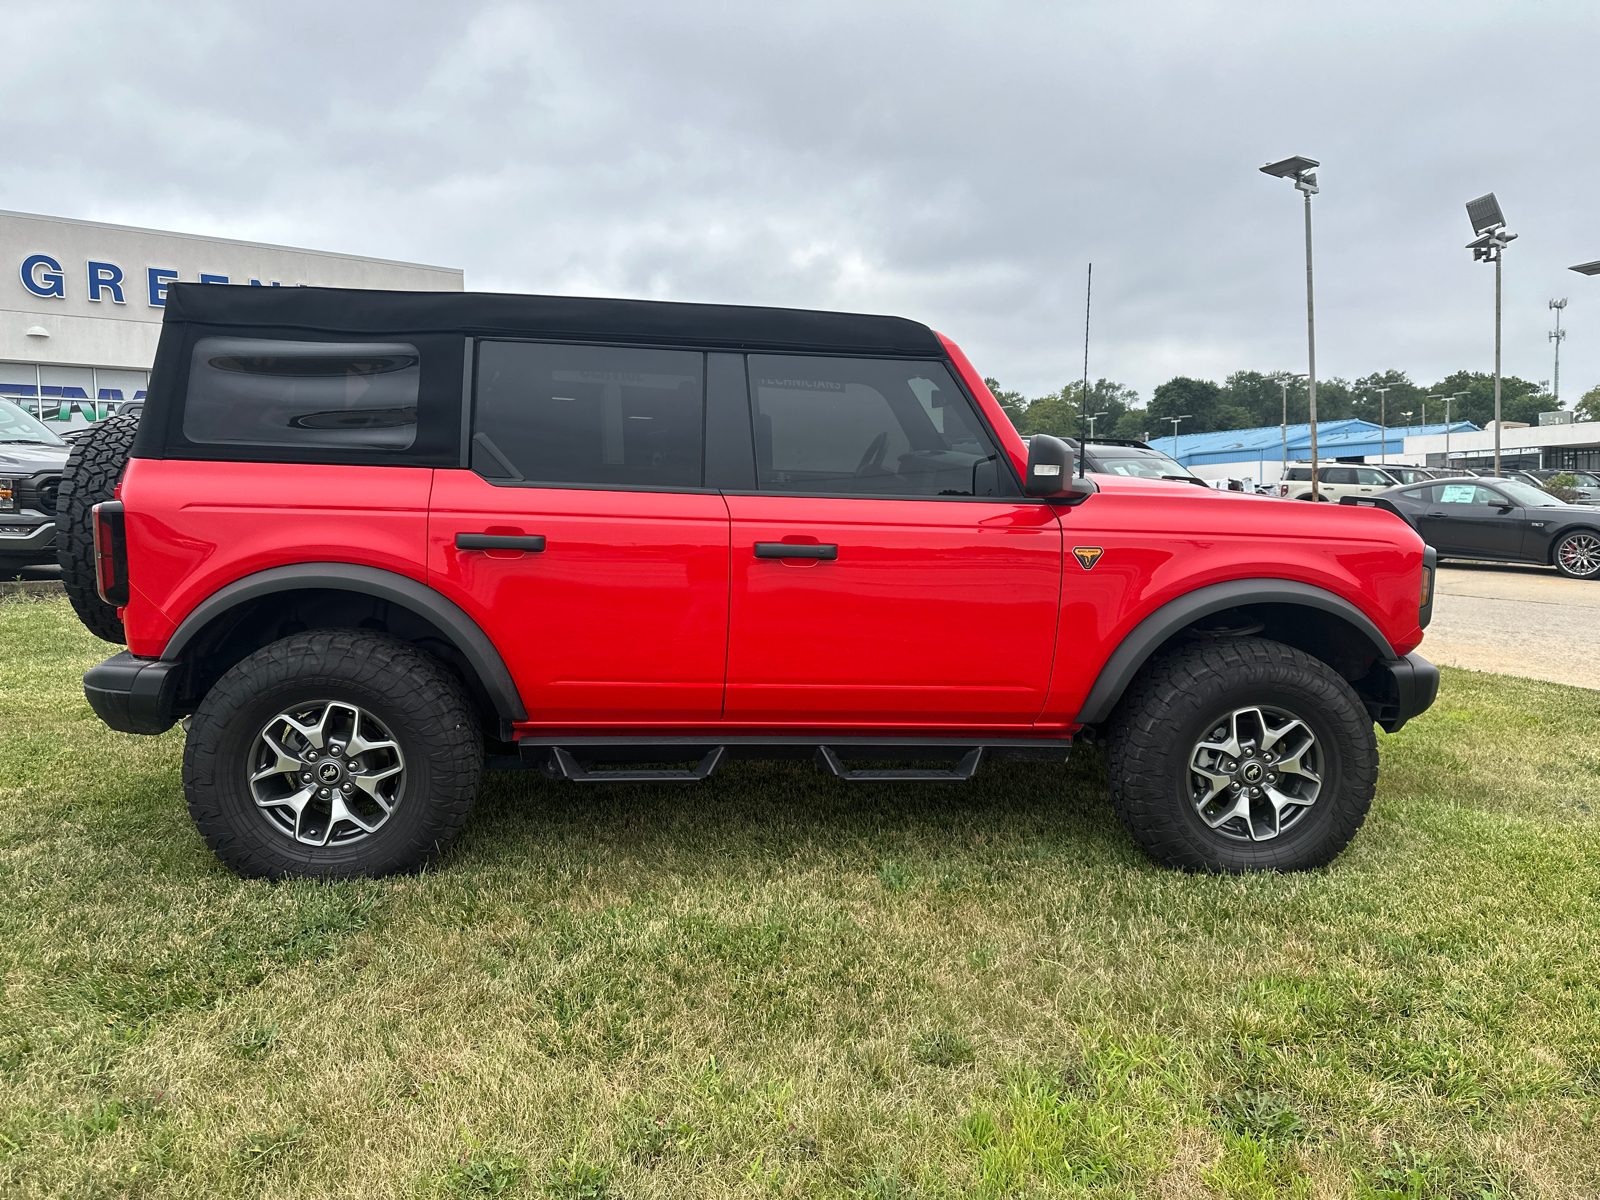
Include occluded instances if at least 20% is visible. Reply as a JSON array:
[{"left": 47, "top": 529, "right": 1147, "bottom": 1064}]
[
  {"left": 248, "top": 701, "right": 406, "bottom": 847},
  {"left": 1188, "top": 705, "right": 1322, "bottom": 842},
  {"left": 1559, "top": 534, "right": 1600, "bottom": 576}
]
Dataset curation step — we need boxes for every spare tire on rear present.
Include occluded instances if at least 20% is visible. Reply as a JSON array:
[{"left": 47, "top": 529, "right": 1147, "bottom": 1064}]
[{"left": 58, "top": 413, "right": 140, "bottom": 644}]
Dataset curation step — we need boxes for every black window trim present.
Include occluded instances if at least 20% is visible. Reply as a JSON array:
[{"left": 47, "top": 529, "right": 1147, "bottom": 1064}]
[{"left": 459, "top": 337, "right": 1032, "bottom": 504}]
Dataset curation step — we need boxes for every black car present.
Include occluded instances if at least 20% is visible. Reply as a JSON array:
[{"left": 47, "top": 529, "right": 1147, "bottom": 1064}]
[
  {"left": 1065, "top": 438, "right": 1209, "bottom": 486},
  {"left": 1344, "top": 477, "right": 1600, "bottom": 579},
  {"left": 0, "top": 401, "right": 70, "bottom": 574}
]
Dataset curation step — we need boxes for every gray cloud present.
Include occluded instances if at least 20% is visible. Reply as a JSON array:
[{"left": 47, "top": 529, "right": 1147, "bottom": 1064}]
[{"left": 5, "top": 0, "right": 1598, "bottom": 402}]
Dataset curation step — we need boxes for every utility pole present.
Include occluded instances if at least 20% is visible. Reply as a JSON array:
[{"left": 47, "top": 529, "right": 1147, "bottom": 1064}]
[{"left": 1550, "top": 298, "right": 1568, "bottom": 404}]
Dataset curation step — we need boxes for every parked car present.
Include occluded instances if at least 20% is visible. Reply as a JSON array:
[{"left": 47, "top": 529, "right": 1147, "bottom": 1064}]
[
  {"left": 1527, "top": 468, "right": 1600, "bottom": 504},
  {"left": 1385, "top": 466, "right": 1445, "bottom": 486},
  {"left": 1344, "top": 478, "right": 1600, "bottom": 578},
  {"left": 1020, "top": 436, "right": 1208, "bottom": 487},
  {"left": 1278, "top": 463, "right": 1403, "bottom": 502},
  {"left": 68, "top": 283, "right": 1437, "bottom": 879},
  {"left": 0, "top": 400, "right": 68, "bottom": 575}
]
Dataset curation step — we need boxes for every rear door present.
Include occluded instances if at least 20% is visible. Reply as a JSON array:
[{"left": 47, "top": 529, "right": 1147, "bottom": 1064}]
[
  {"left": 723, "top": 354, "right": 1062, "bottom": 727},
  {"left": 428, "top": 341, "right": 730, "bottom": 726}
]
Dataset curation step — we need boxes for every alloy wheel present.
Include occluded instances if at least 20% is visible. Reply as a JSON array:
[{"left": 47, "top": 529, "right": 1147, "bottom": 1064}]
[
  {"left": 1188, "top": 705, "right": 1322, "bottom": 841},
  {"left": 1558, "top": 533, "right": 1600, "bottom": 578},
  {"left": 247, "top": 700, "right": 406, "bottom": 846}
]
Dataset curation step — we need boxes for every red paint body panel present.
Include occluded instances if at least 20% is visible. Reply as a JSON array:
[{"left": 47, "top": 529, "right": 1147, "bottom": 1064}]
[
  {"left": 427, "top": 470, "right": 729, "bottom": 724},
  {"left": 724, "top": 495, "right": 1062, "bottom": 725},
  {"left": 1033, "top": 474, "right": 1428, "bottom": 726},
  {"left": 119, "top": 459, "right": 432, "bottom": 657}
]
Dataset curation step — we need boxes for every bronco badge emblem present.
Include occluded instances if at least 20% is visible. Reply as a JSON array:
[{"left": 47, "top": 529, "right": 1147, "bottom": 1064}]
[{"left": 1073, "top": 546, "right": 1105, "bottom": 571}]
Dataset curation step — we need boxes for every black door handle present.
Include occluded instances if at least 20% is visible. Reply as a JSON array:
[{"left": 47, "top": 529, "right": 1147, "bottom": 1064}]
[
  {"left": 754, "top": 542, "right": 837, "bottom": 560},
  {"left": 1426, "top": 511, "right": 1445, "bottom": 518},
  {"left": 456, "top": 533, "right": 546, "bottom": 552}
]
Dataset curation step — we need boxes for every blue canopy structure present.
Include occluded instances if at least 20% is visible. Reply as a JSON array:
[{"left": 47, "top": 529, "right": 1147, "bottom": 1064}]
[{"left": 1146, "top": 419, "right": 1479, "bottom": 468}]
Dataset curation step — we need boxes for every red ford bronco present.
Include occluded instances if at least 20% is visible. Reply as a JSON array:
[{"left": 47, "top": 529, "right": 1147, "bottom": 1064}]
[{"left": 64, "top": 284, "right": 1437, "bottom": 879}]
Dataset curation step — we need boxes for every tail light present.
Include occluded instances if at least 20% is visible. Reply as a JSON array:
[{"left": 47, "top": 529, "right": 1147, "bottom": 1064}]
[{"left": 92, "top": 500, "right": 129, "bottom": 606}]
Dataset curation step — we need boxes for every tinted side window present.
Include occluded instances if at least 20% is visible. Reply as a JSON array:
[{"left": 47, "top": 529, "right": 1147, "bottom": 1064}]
[
  {"left": 747, "top": 356, "right": 1004, "bottom": 497},
  {"left": 184, "top": 337, "right": 420, "bottom": 449},
  {"left": 473, "top": 342, "right": 704, "bottom": 488},
  {"left": 1431, "top": 483, "right": 1498, "bottom": 505},
  {"left": 1356, "top": 468, "right": 1392, "bottom": 486},
  {"left": 1286, "top": 468, "right": 1311, "bottom": 481},
  {"left": 1322, "top": 467, "right": 1357, "bottom": 485}
]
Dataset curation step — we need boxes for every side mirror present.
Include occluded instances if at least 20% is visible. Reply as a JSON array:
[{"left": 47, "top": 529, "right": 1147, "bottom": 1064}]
[{"left": 1024, "top": 434, "right": 1075, "bottom": 496}]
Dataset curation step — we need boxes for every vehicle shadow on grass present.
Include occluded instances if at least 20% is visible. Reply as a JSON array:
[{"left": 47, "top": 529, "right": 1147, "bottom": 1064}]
[{"left": 452, "top": 748, "right": 1149, "bottom": 883}]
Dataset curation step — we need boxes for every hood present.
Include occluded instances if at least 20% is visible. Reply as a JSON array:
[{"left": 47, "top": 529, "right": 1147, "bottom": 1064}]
[{"left": 0, "top": 442, "right": 70, "bottom": 471}]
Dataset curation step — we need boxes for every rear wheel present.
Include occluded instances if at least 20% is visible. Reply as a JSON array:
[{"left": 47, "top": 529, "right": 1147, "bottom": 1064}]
[
  {"left": 183, "top": 630, "right": 484, "bottom": 879},
  {"left": 1553, "top": 531, "right": 1600, "bottom": 579},
  {"left": 1105, "top": 638, "right": 1377, "bottom": 872},
  {"left": 57, "top": 413, "right": 140, "bottom": 643}
]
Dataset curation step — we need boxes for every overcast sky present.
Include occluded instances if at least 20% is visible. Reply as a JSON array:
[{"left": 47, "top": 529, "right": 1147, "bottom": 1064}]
[{"left": 5, "top": 0, "right": 1598, "bottom": 403}]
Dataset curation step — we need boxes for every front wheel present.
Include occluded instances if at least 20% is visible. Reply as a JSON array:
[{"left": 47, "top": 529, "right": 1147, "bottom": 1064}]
[
  {"left": 183, "top": 630, "right": 484, "bottom": 879},
  {"left": 1105, "top": 638, "right": 1377, "bottom": 872},
  {"left": 1553, "top": 531, "right": 1600, "bottom": 579}
]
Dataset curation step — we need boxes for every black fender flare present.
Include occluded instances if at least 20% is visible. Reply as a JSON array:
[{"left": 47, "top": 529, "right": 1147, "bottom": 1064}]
[
  {"left": 160, "top": 563, "right": 528, "bottom": 729},
  {"left": 1074, "top": 578, "right": 1397, "bottom": 725}
]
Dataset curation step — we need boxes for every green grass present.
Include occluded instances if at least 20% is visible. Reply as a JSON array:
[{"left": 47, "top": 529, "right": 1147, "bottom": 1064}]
[{"left": 3, "top": 594, "right": 1599, "bottom": 1198}]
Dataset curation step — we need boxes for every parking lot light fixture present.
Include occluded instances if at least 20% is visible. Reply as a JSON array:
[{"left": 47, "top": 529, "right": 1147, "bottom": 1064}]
[
  {"left": 1262, "top": 155, "right": 1322, "bottom": 498},
  {"left": 1370, "top": 386, "right": 1393, "bottom": 463},
  {"left": 1568, "top": 260, "right": 1600, "bottom": 277},
  {"left": 1466, "top": 193, "right": 1517, "bottom": 477},
  {"left": 1167, "top": 415, "right": 1193, "bottom": 461},
  {"left": 1084, "top": 411, "right": 1107, "bottom": 438}
]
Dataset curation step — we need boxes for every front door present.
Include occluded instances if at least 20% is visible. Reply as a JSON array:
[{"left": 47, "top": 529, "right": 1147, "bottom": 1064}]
[
  {"left": 428, "top": 341, "right": 730, "bottom": 726},
  {"left": 723, "top": 354, "right": 1062, "bottom": 727},
  {"left": 1418, "top": 481, "right": 1521, "bottom": 559}
]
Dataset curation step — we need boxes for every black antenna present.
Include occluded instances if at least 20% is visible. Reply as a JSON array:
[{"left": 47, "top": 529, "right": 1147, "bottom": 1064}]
[{"left": 1080, "top": 262, "right": 1092, "bottom": 476}]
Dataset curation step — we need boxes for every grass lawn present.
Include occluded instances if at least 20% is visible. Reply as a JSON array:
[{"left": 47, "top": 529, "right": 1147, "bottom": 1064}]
[{"left": 2, "top": 596, "right": 1599, "bottom": 1199}]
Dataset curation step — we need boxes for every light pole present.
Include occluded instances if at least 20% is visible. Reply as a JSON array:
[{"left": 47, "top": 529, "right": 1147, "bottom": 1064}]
[
  {"left": 1443, "top": 392, "right": 1466, "bottom": 465},
  {"left": 1278, "top": 373, "right": 1307, "bottom": 481},
  {"left": 1465, "top": 193, "right": 1517, "bottom": 478},
  {"left": 1084, "top": 411, "right": 1107, "bottom": 439},
  {"left": 1369, "top": 386, "right": 1392, "bottom": 463},
  {"left": 1550, "top": 298, "right": 1567, "bottom": 404},
  {"left": 1261, "top": 155, "right": 1321, "bottom": 499},
  {"left": 1167, "top": 415, "right": 1193, "bottom": 463}
]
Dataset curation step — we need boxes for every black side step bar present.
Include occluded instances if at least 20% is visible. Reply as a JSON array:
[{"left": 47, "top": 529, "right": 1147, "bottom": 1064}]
[
  {"left": 814, "top": 745, "right": 983, "bottom": 782},
  {"left": 517, "top": 736, "right": 1069, "bottom": 784},
  {"left": 544, "top": 745, "right": 726, "bottom": 783}
]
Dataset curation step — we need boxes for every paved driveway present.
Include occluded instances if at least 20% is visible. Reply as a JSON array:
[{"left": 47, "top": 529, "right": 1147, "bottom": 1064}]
[{"left": 1420, "top": 563, "right": 1600, "bottom": 690}]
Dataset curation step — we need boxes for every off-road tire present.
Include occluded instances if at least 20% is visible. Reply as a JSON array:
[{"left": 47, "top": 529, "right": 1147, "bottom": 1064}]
[
  {"left": 57, "top": 412, "right": 140, "bottom": 643},
  {"left": 183, "top": 630, "right": 484, "bottom": 879},
  {"left": 1104, "top": 637, "right": 1377, "bottom": 872}
]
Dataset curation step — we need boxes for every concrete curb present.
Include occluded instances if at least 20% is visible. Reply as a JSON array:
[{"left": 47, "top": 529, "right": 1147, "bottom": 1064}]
[{"left": 0, "top": 580, "right": 65, "bottom": 598}]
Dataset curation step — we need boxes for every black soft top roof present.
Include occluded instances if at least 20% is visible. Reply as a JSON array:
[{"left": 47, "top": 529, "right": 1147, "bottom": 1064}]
[{"left": 162, "top": 283, "right": 944, "bottom": 357}]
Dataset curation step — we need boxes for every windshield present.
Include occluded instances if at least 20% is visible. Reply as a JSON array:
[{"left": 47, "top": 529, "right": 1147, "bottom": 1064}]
[
  {"left": 0, "top": 400, "right": 64, "bottom": 446},
  {"left": 1496, "top": 479, "right": 1567, "bottom": 508},
  {"left": 1091, "top": 446, "right": 1197, "bottom": 480}
]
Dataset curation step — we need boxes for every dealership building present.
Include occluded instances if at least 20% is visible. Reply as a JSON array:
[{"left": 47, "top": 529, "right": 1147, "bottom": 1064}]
[{"left": 2, "top": 210, "right": 462, "bottom": 428}]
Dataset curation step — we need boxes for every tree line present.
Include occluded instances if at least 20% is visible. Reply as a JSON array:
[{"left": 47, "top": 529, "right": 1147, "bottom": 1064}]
[{"left": 987, "top": 370, "right": 1600, "bottom": 442}]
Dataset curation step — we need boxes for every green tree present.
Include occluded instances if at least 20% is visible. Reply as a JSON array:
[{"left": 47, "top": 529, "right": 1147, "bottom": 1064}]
[
  {"left": 1422, "top": 371, "right": 1554, "bottom": 427},
  {"left": 983, "top": 377, "right": 1026, "bottom": 427},
  {"left": 1149, "top": 376, "right": 1226, "bottom": 433},
  {"left": 1346, "top": 370, "right": 1425, "bottom": 427},
  {"left": 1573, "top": 385, "right": 1600, "bottom": 423},
  {"left": 996, "top": 377, "right": 1143, "bottom": 440}
]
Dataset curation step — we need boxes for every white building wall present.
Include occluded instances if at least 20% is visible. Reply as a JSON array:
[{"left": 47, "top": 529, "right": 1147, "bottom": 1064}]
[{"left": 1, "top": 209, "right": 462, "bottom": 428}]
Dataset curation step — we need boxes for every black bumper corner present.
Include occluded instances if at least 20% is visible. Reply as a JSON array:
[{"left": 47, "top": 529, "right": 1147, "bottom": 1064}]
[
  {"left": 1360, "top": 651, "right": 1440, "bottom": 733},
  {"left": 83, "top": 652, "right": 181, "bottom": 736}
]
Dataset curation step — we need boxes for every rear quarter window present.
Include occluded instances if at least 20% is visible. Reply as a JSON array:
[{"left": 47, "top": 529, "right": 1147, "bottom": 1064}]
[{"left": 183, "top": 338, "right": 420, "bottom": 450}]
